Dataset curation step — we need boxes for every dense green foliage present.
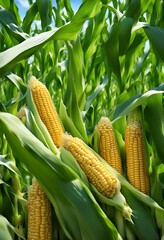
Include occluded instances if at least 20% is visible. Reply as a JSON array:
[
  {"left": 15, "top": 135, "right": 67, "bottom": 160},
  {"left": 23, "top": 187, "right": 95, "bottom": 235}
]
[{"left": 0, "top": 0, "right": 164, "bottom": 239}]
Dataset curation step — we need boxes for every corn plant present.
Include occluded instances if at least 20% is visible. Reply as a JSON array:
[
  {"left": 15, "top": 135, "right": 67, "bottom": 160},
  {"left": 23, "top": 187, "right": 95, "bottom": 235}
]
[{"left": 0, "top": 0, "right": 164, "bottom": 239}]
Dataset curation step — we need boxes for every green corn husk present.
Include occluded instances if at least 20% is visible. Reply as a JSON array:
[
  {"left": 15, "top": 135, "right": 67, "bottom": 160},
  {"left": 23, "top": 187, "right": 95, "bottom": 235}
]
[
  {"left": 122, "top": 187, "right": 160, "bottom": 240},
  {"left": 0, "top": 215, "right": 14, "bottom": 240},
  {"left": 102, "top": 158, "right": 164, "bottom": 240},
  {"left": 0, "top": 112, "right": 122, "bottom": 240},
  {"left": 0, "top": 215, "right": 25, "bottom": 240},
  {"left": 26, "top": 88, "right": 58, "bottom": 154}
]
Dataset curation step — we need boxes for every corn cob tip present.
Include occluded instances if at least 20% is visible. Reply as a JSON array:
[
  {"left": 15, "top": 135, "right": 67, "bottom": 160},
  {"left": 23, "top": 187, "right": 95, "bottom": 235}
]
[
  {"left": 113, "top": 192, "right": 133, "bottom": 222},
  {"left": 60, "top": 133, "right": 73, "bottom": 148},
  {"left": 29, "top": 76, "right": 42, "bottom": 90},
  {"left": 29, "top": 75, "right": 37, "bottom": 81},
  {"left": 17, "top": 106, "right": 26, "bottom": 120},
  {"left": 96, "top": 116, "right": 112, "bottom": 135},
  {"left": 127, "top": 107, "right": 141, "bottom": 125},
  {"left": 29, "top": 76, "right": 48, "bottom": 95},
  {"left": 97, "top": 116, "right": 112, "bottom": 127},
  {"left": 29, "top": 75, "right": 37, "bottom": 86},
  {"left": 113, "top": 177, "right": 121, "bottom": 195}
]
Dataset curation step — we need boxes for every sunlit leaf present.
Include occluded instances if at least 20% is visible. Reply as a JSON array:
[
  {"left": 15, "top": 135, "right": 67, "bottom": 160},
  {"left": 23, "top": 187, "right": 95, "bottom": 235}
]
[
  {"left": 113, "top": 84, "right": 164, "bottom": 121},
  {"left": 0, "top": 6, "right": 29, "bottom": 41},
  {"left": 22, "top": 2, "right": 38, "bottom": 33}
]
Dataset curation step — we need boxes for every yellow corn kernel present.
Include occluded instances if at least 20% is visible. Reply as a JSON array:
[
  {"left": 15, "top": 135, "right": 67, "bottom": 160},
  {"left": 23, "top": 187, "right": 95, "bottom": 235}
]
[
  {"left": 29, "top": 76, "right": 64, "bottom": 148},
  {"left": 61, "top": 134, "right": 121, "bottom": 198},
  {"left": 96, "top": 117, "right": 123, "bottom": 175},
  {"left": 125, "top": 108, "right": 150, "bottom": 194},
  {"left": 28, "top": 178, "right": 53, "bottom": 240}
]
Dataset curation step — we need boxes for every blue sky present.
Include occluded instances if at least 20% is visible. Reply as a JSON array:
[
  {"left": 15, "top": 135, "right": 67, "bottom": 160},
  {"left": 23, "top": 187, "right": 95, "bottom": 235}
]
[{"left": 15, "top": 0, "right": 82, "bottom": 18}]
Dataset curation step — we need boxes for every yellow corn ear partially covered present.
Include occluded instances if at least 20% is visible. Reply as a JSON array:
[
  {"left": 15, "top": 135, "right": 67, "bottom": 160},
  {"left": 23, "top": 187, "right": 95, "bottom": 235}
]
[
  {"left": 125, "top": 108, "right": 150, "bottom": 195},
  {"left": 29, "top": 76, "right": 64, "bottom": 148},
  {"left": 28, "top": 178, "right": 53, "bottom": 240},
  {"left": 96, "top": 117, "right": 123, "bottom": 175},
  {"left": 61, "top": 133, "right": 121, "bottom": 198}
]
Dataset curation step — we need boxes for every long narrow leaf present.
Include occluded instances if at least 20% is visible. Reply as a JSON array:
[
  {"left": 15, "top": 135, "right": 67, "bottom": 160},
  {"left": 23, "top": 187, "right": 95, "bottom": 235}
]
[
  {"left": 0, "top": 6, "right": 29, "bottom": 41},
  {"left": 144, "top": 25, "right": 164, "bottom": 61},
  {"left": 113, "top": 84, "right": 164, "bottom": 121}
]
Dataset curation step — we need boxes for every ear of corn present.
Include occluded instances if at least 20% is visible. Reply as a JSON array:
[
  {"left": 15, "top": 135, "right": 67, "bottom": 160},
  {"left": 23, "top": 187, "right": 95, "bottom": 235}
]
[
  {"left": 28, "top": 178, "right": 53, "bottom": 240},
  {"left": 125, "top": 108, "right": 150, "bottom": 195},
  {"left": 29, "top": 76, "right": 64, "bottom": 148},
  {"left": 60, "top": 133, "right": 133, "bottom": 222},
  {"left": 61, "top": 133, "right": 121, "bottom": 198},
  {"left": 96, "top": 117, "right": 123, "bottom": 175}
]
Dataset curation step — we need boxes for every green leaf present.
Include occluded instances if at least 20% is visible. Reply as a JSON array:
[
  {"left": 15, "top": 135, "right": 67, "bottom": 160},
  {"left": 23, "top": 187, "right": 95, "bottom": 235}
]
[
  {"left": 121, "top": 188, "right": 160, "bottom": 240},
  {"left": 0, "top": 6, "right": 28, "bottom": 41},
  {"left": 84, "top": 76, "right": 108, "bottom": 115},
  {"left": 66, "top": 38, "right": 84, "bottom": 98},
  {"left": 125, "top": 0, "right": 141, "bottom": 22},
  {"left": 0, "top": 0, "right": 10, "bottom": 9},
  {"left": 102, "top": 23, "right": 122, "bottom": 89},
  {"left": 124, "top": 32, "right": 145, "bottom": 80},
  {"left": 67, "top": 83, "right": 88, "bottom": 143},
  {"left": 151, "top": 164, "right": 164, "bottom": 208},
  {"left": 113, "top": 84, "right": 164, "bottom": 121},
  {"left": 0, "top": 215, "right": 14, "bottom": 240},
  {"left": 118, "top": 17, "right": 133, "bottom": 56},
  {"left": 36, "top": 0, "right": 51, "bottom": 30},
  {"left": 6, "top": 72, "right": 27, "bottom": 94},
  {"left": 63, "top": 0, "right": 74, "bottom": 19},
  {"left": 144, "top": 25, "right": 164, "bottom": 61},
  {"left": 144, "top": 93, "right": 164, "bottom": 160},
  {"left": 83, "top": 7, "right": 107, "bottom": 60},
  {"left": 72, "top": 0, "right": 101, "bottom": 22},
  {"left": 158, "top": 164, "right": 164, "bottom": 188},
  {"left": 0, "top": 214, "right": 25, "bottom": 240},
  {"left": 22, "top": 2, "right": 38, "bottom": 33},
  {"left": 0, "top": 0, "right": 22, "bottom": 24},
  {"left": 131, "top": 52, "right": 149, "bottom": 80},
  {"left": 59, "top": 100, "right": 87, "bottom": 141},
  {"left": 0, "top": 155, "right": 20, "bottom": 175},
  {"left": 125, "top": 0, "right": 154, "bottom": 23}
]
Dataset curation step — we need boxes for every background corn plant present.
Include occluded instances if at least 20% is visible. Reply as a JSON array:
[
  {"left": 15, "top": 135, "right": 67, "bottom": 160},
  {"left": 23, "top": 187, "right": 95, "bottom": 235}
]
[{"left": 0, "top": 0, "right": 164, "bottom": 239}]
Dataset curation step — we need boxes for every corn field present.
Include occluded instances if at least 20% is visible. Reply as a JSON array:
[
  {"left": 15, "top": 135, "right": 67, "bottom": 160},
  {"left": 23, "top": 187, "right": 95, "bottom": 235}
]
[{"left": 0, "top": 0, "right": 164, "bottom": 239}]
